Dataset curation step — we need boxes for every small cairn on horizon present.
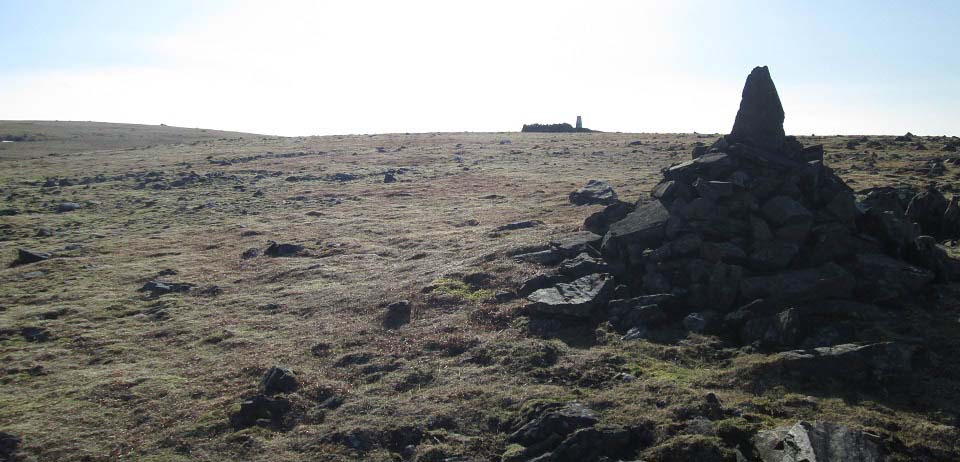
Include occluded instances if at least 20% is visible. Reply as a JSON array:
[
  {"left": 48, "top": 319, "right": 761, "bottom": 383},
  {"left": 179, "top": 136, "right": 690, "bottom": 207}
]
[{"left": 521, "top": 115, "right": 594, "bottom": 133}]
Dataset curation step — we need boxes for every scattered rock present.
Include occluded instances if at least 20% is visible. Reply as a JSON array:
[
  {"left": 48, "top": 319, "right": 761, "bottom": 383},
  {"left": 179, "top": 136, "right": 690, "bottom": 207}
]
[
  {"left": 21, "top": 326, "right": 52, "bottom": 342},
  {"left": 327, "top": 172, "right": 361, "bottom": 182},
  {"left": 382, "top": 300, "right": 412, "bottom": 329},
  {"left": 497, "top": 220, "right": 544, "bottom": 232},
  {"left": 0, "top": 431, "right": 20, "bottom": 461},
  {"left": 12, "top": 249, "right": 50, "bottom": 266},
  {"left": 229, "top": 393, "right": 291, "bottom": 430},
  {"left": 260, "top": 366, "right": 299, "bottom": 394},
  {"left": 264, "top": 241, "right": 306, "bottom": 257},
  {"left": 138, "top": 280, "right": 195, "bottom": 297},
  {"left": 56, "top": 202, "right": 81, "bottom": 213},
  {"left": 508, "top": 402, "right": 598, "bottom": 447}
]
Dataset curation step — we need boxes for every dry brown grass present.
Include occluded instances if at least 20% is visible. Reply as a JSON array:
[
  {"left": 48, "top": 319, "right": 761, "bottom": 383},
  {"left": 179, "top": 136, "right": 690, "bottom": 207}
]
[{"left": 1, "top": 127, "right": 959, "bottom": 461}]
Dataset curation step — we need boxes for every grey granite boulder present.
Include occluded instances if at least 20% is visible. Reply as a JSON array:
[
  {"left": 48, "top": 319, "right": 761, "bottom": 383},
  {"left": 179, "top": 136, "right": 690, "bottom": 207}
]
[{"left": 753, "top": 420, "right": 884, "bottom": 462}]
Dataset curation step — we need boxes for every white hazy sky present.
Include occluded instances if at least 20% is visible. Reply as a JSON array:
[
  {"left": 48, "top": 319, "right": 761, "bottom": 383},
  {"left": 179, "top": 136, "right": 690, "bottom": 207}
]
[{"left": 1, "top": 0, "right": 959, "bottom": 136}]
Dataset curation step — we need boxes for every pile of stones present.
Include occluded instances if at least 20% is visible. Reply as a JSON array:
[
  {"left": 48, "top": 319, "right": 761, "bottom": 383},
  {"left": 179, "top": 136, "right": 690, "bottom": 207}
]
[{"left": 520, "top": 66, "right": 960, "bottom": 351}]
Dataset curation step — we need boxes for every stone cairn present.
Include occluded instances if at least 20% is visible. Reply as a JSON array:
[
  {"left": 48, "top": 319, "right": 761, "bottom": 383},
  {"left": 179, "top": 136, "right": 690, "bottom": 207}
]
[{"left": 522, "top": 66, "right": 960, "bottom": 350}]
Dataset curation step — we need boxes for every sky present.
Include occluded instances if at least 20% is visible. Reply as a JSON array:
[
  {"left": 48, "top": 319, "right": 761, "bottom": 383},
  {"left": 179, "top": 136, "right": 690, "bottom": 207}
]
[{"left": 1, "top": 0, "right": 958, "bottom": 136}]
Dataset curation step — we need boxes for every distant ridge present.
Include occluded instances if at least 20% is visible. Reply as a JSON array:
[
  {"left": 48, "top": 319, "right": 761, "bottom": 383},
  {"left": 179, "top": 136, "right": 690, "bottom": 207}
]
[{"left": 0, "top": 120, "right": 267, "bottom": 160}]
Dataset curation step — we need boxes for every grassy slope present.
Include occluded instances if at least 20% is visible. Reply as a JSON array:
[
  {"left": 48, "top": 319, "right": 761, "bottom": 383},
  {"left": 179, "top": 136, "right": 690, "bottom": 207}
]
[
  {"left": 0, "top": 121, "right": 264, "bottom": 160},
  {"left": 0, "top": 129, "right": 958, "bottom": 461}
]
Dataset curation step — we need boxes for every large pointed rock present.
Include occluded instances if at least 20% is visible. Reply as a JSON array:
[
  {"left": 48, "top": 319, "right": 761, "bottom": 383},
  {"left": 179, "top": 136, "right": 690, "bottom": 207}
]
[{"left": 730, "top": 66, "right": 786, "bottom": 152}]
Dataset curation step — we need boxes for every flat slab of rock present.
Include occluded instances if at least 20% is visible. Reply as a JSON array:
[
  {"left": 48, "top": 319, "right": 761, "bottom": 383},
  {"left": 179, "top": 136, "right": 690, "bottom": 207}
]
[
  {"left": 496, "top": 220, "right": 544, "bottom": 232},
  {"left": 753, "top": 420, "right": 884, "bottom": 462},
  {"left": 569, "top": 180, "right": 618, "bottom": 205},
  {"left": 740, "top": 262, "right": 854, "bottom": 303},
  {"left": 527, "top": 273, "right": 613, "bottom": 318},
  {"left": 602, "top": 201, "right": 671, "bottom": 260},
  {"left": 664, "top": 152, "right": 737, "bottom": 183}
]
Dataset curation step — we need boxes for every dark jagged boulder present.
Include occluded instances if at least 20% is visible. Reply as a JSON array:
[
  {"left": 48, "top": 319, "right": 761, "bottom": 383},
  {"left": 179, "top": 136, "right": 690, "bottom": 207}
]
[
  {"left": 229, "top": 394, "right": 292, "bottom": 430},
  {"left": 12, "top": 249, "right": 50, "bottom": 266},
  {"left": 265, "top": 241, "right": 306, "bottom": 257}
]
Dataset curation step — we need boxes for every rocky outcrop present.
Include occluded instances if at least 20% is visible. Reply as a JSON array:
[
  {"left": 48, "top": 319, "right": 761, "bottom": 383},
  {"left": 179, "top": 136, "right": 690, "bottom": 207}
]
[{"left": 519, "top": 66, "right": 959, "bottom": 353}]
